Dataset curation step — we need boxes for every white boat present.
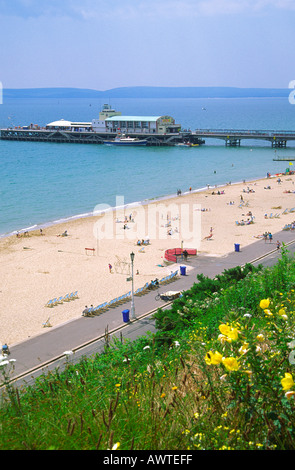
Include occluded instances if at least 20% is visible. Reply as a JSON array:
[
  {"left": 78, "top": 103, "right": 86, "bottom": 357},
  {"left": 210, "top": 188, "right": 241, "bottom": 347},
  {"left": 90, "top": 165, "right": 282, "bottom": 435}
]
[
  {"left": 175, "top": 142, "right": 193, "bottom": 147},
  {"left": 103, "top": 134, "right": 147, "bottom": 146}
]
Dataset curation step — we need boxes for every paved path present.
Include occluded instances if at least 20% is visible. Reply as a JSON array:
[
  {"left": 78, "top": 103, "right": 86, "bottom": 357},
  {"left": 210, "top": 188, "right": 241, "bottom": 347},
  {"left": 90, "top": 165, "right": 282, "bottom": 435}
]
[{"left": 5, "top": 229, "right": 295, "bottom": 382}]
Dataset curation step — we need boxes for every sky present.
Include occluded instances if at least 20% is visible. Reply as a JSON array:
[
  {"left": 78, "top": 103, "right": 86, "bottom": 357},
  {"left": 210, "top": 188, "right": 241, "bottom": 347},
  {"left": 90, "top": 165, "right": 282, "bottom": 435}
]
[{"left": 0, "top": 0, "right": 294, "bottom": 90}]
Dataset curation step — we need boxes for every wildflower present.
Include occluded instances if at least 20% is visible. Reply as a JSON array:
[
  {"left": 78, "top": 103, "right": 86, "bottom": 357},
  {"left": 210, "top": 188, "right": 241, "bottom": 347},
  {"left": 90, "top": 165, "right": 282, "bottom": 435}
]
[
  {"left": 112, "top": 442, "right": 120, "bottom": 450},
  {"left": 172, "top": 386, "right": 178, "bottom": 391},
  {"left": 143, "top": 345, "right": 150, "bottom": 350},
  {"left": 219, "top": 324, "right": 239, "bottom": 341},
  {"left": 218, "top": 334, "right": 230, "bottom": 344},
  {"left": 244, "top": 313, "right": 252, "bottom": 318},
  {"left": 256, "top": 334, "right": 265, "bottom": 342},
  {"left": 161, "top": 393, "right": 166, "bottom": 398},
  {"left": 205, "top": 351, "right": 222, "bottom": 365},
  {"left": 279, "top": 308, "right": 286, "bottom": 316},
  {"left": 222, "top": 357, "right": 239, "bottom": 371},
  {"left": 259, "top": 298, "right": 270, "bottom": 309},
  {"left": 264, "top": 309, "right": 273, "bottom": 316},
  {"left": 219, "top": 324, "right": 231, "bottom": 336},
  {"left": 0, "top": 360, "right": 9, "bottom": 367},
  {"left": 281, "top": 373, "right": 294, "bottom": 391},
  {"left": 239, "top": 343, "right": 249, "bottom": 355},
  {"left": 194, "top": 412, "right": 200, "bottom": 419},
  {"left": 285, "top": 391, "right": 295, "bottom": 400},
  {"left": 115, "top": 383, "right": 121, "bottom": 388}
]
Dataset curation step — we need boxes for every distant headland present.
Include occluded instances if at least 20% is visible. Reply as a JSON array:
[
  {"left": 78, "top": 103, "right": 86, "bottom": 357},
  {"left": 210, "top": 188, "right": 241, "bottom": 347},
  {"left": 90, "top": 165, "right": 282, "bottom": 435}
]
[{"left": 3, "top": 86, "right": 290, "bottom": 99}]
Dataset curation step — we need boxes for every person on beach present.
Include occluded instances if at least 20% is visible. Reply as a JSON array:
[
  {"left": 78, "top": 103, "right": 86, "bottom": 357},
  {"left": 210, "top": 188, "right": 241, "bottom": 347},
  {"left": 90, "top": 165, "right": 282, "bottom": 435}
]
[
  {"left": 277, "top": 241, "right": 281, "bottom": 250},
  {"left": 82, "top": 306, "right": 89, "bottom": 316},
  {"left": 108, "top": 263, "right": 112, "bottom": 273},
  {"left": 2, "top": 343, "right": 10, "bottom": 355},
  {"left": 269, "top": 232, "right": 273, "bottom": 243}
]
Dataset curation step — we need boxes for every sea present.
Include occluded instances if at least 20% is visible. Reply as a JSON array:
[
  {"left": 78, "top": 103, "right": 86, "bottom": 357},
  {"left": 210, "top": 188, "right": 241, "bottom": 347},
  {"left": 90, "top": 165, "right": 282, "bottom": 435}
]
[{"left": 1, "top": 96, "right": 295, "bottom": 238}]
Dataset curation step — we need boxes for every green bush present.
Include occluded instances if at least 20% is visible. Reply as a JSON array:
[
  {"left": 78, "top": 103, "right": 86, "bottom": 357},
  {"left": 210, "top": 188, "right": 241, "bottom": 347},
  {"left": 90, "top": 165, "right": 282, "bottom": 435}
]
[{"left": 1, "top": 248, "right": 295, "bottom": 450}]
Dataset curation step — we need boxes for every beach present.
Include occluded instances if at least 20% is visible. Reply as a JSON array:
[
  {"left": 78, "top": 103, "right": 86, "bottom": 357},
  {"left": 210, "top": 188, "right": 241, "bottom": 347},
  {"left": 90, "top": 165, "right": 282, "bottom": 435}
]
[{"left": 1, "top": 172, "right": 295, "bottom": 346}]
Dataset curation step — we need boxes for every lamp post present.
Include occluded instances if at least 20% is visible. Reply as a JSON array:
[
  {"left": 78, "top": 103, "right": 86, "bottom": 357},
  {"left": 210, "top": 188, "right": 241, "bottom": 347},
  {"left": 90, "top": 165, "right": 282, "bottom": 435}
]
[{"left": 130, "top": 251, "right": 136, "bottom": 319}]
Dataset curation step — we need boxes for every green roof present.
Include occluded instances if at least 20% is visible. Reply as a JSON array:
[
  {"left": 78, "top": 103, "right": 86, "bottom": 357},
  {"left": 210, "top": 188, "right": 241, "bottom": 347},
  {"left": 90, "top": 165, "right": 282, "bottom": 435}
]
[{"left": 105, "top": 116, "right": 162, "bottom": 122}]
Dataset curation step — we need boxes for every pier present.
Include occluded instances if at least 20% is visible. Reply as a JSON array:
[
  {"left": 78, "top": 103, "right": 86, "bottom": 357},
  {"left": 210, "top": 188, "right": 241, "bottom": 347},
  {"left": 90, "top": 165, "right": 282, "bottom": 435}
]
[
  {"left": 192, "top": 129, "right": 295, "bottom": 147},
  {"left": 1, "top": 127, "right": 295, "bottom": 148},
  {"left": 0, "top": 128, "right": 204, "bottom": 146}
]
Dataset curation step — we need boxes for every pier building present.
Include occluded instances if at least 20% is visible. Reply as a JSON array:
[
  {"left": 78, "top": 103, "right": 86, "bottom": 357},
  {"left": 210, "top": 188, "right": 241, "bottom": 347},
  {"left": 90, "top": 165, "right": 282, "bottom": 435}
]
[
  {"left": 46, "top": 119, "right": 92, "bottom": 132},
  {"left": 91, "top": 103, "right": 122, "bottom": 132},
  {"left": 103, "top": 115, "right": 180, "bottom": 135}
]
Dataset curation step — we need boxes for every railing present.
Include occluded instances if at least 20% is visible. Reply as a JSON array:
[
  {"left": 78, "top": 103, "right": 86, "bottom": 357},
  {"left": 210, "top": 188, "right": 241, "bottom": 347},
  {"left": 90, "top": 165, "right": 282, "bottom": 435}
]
[{"left": 194, "top": 129, "right": 295, "bottom": 137}]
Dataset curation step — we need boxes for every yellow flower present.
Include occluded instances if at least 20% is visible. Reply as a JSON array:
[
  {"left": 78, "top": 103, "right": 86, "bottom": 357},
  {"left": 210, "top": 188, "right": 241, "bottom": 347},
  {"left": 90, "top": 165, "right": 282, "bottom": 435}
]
[
  {"left": 264, "top": 309, "right": 272, "bottom": 316},
  {"left": 228, "top": 328, "right": 239, "bottom": 341},
  {"left": 205, "top": 350, "right": 223, "bottom": 365},
  {"left": 172, "top": 386, "right": 178, "bottom": 391},
  {"left": 260, "top": 298, "right": 270, "bottom": 309},
  {"left": 112, "top": 442, "right": 120, "bottom": 450},
  {"left": 278, "top": 308, "right": 286, "bottom": 316},
  {"left": 161, "top": 393, "right": 166, "bottom": 398},
  {"left": 239, "top": 342, "right": 249, "bottom": 355},
  {"left": 281, "top": 373, "right": 294, "bottom": 391},
  {"left": 219, "top": 324, "right": 231, "bottom": 336},
  {"left": 219, "top": 324, "right": 239, "bottom": 341},
  {"left": 256, "top": 334, "right": 265, "bottom": 342},
  {"left": 222, "top": 357, "right": 239, "bottom": 371}
]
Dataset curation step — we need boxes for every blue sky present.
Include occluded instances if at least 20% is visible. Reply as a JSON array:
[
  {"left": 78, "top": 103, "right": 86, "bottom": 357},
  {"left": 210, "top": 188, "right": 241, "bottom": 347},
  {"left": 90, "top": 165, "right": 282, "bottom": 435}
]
[{"left": 0, "top": 0, "right": 294, "bottom": 90}]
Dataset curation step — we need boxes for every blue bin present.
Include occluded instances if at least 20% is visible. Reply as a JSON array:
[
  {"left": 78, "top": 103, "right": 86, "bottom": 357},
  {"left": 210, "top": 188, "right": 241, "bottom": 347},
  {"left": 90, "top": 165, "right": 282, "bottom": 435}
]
[
  {"left": 180, "top": 265, "right": 186, "bottom": 276},
  {"left": 234, "top": 243, "right": 240, "bottom": 252},
  {"left": 122, "top": 309, "right": 130, "bottom": 322}
]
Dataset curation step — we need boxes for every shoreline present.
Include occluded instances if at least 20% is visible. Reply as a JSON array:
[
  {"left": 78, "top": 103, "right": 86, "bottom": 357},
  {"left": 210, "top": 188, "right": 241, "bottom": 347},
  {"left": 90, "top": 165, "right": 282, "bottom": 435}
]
[
  {"left": 0, "top": 171, "right": 271, "bottom": 241},
  {"left": 1, "top": 170, "right": 295, "bottom": 347}
]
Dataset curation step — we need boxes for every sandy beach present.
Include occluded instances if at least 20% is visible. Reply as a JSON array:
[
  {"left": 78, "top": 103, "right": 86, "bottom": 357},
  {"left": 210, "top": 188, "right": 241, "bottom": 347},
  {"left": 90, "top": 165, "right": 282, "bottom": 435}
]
[{"left": 1, "top": 172, "right": 295, "bottom": 346}]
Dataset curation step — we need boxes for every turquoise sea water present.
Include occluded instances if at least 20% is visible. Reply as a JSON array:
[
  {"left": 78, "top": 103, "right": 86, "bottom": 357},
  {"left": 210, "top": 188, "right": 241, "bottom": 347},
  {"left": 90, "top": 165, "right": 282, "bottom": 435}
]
[{"left": 1, "top": 97, "right": 295, "bottom": 237}]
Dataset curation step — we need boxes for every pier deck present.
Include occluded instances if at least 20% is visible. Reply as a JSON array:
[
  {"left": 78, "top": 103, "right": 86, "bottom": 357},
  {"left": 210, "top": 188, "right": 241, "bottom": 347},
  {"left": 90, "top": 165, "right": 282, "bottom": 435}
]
[
  {"left": 1, "top": 127, "right": 295, "bottom": 147},
  {"left": 193, "top": 129, "right": 295, "bottom": 147},
  {"left": 0, "top": 128, "right": 203, "bottom": 146}
]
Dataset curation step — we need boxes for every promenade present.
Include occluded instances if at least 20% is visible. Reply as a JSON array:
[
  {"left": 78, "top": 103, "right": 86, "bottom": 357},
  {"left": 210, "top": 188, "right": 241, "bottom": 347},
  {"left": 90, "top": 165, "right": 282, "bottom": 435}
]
[{"left": 6, "top": 228, "right": 295, "bottom": 385}]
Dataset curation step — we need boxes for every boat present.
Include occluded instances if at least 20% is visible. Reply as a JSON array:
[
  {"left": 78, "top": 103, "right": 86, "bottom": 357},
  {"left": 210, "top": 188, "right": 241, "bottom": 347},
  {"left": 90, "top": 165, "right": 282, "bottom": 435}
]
[
  {"left": 175, "top": 142, "right": 193, "bottom": 147},
  {"left": 103, "top": 134, "right": 147, "bottom": 146}
]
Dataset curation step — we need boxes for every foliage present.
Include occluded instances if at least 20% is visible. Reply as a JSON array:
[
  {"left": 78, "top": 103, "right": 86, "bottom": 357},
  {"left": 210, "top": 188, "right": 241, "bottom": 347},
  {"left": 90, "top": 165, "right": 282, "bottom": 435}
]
[{"left": 1, "top": 246, "right": 295, "bottom": 450}]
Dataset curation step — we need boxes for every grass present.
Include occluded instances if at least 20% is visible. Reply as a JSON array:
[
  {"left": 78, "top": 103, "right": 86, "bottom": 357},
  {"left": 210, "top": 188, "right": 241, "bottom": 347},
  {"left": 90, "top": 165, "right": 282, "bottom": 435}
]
[{"left": 1, "top": 245, "right": 295, "bottom": 450}]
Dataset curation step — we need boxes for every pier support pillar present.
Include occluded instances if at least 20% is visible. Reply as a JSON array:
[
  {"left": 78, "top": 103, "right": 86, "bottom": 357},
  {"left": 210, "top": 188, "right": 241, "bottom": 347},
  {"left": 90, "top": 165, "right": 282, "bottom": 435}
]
[
  {"left": 271, "top": 139, "right": 287, "bottom": 148},
  {"left": 225, "top": 138, "right": 241, "bottom": 147}
]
